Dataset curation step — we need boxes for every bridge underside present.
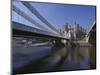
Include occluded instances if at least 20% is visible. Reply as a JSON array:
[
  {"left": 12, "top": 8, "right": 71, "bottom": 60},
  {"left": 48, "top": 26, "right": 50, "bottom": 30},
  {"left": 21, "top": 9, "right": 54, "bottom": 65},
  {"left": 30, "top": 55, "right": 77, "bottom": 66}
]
[{"left": 13, "top": 29, "right": 57, "bottom": 40}]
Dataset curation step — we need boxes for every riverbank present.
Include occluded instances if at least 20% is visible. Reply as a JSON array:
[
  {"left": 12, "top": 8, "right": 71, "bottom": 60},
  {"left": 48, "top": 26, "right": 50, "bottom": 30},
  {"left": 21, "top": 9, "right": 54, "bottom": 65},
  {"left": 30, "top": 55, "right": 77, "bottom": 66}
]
[{"left": 72, "top": 41, "right": 93, "bottom": 47}]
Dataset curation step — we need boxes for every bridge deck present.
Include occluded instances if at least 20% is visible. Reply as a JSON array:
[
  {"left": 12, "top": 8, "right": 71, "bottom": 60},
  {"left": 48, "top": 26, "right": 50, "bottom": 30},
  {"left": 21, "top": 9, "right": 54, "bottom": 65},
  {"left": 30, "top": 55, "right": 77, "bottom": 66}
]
[{"left": 12, "top": 21, "right": 67, "bottom": 40}]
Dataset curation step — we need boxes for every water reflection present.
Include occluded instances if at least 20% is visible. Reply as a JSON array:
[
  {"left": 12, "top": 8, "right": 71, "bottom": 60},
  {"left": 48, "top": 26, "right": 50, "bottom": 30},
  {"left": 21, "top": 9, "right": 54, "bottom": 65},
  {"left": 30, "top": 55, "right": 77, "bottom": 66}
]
[
  {"left": 39, "top": 44, "right": 96, "bottom": 71},
  {"left": 48, "top": 44, "right": 92, "bottom": 71},
  {"left": 13, "top": 43, "right": 96, "bottom": 74}
]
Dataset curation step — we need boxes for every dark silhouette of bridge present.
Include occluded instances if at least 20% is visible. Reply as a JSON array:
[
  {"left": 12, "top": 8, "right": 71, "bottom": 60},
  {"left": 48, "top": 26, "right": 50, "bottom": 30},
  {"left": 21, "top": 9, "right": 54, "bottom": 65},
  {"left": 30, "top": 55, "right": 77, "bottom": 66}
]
[{"left": 86, "top": 21, "right": 96, "bottom": 45}]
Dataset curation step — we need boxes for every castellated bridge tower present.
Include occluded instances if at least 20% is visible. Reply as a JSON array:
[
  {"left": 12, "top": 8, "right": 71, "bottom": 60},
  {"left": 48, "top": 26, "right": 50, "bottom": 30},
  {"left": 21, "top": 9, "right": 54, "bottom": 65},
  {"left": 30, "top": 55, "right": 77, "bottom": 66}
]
[{"left": 63, "top": 23, "right": 69, "bottom": 39}]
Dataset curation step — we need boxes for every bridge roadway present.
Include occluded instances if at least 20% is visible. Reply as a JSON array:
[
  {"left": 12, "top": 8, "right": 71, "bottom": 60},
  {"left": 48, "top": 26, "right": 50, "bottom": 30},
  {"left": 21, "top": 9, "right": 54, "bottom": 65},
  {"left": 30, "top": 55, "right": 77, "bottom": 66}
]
[{"left": 12, "top": 21, "right": 68, "bottom": 40}]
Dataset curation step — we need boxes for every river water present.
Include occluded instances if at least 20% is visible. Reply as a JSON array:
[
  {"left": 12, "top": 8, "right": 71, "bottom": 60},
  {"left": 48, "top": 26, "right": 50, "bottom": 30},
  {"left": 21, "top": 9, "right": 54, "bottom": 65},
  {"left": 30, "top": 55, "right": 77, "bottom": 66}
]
[{"left": 12, "top": 44, "right": 96, "bottom": 74}]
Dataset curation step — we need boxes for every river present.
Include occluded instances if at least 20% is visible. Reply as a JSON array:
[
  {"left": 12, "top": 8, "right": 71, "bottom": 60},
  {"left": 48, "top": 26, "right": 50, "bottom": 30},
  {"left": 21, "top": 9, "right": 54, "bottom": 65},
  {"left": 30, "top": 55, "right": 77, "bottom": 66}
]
[{"left": 12, "top": 43, "right": 96, "bottom": 74}]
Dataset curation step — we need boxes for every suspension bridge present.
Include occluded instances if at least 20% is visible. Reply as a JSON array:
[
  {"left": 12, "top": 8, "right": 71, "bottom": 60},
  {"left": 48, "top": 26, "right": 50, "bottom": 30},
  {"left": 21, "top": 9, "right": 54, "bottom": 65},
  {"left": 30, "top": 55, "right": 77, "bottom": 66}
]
[{"left": 12, "top": 1, "right": 96, "bottom": 45}]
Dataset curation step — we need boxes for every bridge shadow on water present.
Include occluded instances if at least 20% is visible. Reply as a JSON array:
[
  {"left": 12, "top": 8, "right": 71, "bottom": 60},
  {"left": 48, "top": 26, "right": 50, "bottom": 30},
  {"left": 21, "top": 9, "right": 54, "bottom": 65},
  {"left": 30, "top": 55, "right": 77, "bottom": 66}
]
[{"left": 12, "top": 42, "right": 96, "bottom": 74}]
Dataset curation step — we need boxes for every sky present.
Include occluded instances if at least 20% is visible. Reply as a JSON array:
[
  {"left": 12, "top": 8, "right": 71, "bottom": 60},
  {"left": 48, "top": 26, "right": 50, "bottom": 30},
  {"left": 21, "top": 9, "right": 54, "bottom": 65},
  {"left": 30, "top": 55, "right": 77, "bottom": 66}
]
[{"left": 12, "top": 1, "right": 96, "bottom": 33}]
